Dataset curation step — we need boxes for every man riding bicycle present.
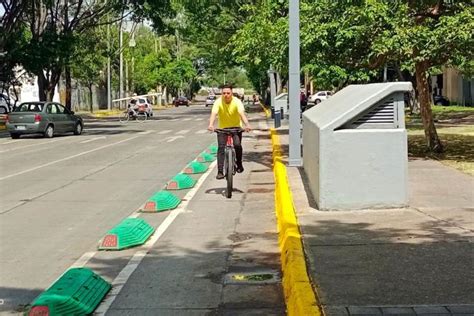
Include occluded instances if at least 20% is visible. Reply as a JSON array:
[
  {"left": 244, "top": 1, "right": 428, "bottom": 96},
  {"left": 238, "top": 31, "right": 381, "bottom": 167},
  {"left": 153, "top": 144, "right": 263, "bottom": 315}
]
[{"left": 208, "top": 84, "right": 251, "bottom": 180}]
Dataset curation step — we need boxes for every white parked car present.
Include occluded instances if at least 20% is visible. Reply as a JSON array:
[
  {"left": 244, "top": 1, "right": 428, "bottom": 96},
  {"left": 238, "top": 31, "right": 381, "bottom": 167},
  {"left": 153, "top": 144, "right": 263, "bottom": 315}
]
[
  {"left": 137, "top": 98, "right": 153, "bottom": 116},
  {"left": 308, "top": 91, "right": 332, "bottom": 104}
]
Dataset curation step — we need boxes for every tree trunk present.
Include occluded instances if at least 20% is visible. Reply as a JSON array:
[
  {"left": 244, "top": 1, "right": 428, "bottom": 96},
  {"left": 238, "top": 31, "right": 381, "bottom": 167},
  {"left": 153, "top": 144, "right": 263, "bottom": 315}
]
[
  {"left": 37, "top": 69, "right": 61, "bottom": 102},
  {"left": 37, "top": 73, "right": 47, "bottom": 101},
  {"left": 65, "top": 65, "right": 72, "bottom": 110},
  {"left": 415, "top": 61, "right": 443, "bottom": 153},
  {"left": 89, "top": 84, "right": 94, "bottom": 113}
]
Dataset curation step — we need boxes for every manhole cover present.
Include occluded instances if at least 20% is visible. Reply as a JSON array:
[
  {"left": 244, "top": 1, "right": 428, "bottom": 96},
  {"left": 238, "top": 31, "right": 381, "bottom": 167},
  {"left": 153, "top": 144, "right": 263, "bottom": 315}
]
[
  {"left": 228, "top": 233, "right": 252, "bottom": 242},
  {"left": 224, "top": 270, "right": 280, "bottom": 285}
]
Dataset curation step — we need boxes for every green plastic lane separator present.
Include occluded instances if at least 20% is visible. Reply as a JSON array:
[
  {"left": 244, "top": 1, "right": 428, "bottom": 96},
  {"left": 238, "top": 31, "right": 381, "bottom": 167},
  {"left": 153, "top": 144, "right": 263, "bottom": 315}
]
[
  {"left": 98, "top": 218, "right": 154, "bottom": 250},
  {"left": 166, "top": 173, "right": 196, "bottom": 190},
  {"left": 206, "top": 144, "right": 218, "bottom": 155},
  {"left": 28, "top": 267, "right": 111, "bottom": 316},
  {"left": 196, "top": 152, "right": 216, "bottom": 163},
  {"left": 142, "top": 190, "right": 181, "bottom": 212},
  {"left": 183, "top": 161, "right": 208, "bottom": 174}
]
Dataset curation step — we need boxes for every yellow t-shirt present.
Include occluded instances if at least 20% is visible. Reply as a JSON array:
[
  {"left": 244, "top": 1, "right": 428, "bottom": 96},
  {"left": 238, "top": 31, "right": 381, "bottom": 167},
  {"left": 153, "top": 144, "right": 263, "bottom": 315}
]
[{"left": 212, "top": 96, "right": 244, "bottom": 128}]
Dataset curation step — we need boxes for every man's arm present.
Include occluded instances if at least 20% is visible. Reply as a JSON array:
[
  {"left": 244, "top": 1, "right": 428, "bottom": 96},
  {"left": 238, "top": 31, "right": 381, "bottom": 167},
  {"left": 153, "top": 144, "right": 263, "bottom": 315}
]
[
  {"left": 208, "top": 111, "right": 217, "bottom": 132},
  {"left": 237, "top": 102, "right": 251, "bottom": 132}
]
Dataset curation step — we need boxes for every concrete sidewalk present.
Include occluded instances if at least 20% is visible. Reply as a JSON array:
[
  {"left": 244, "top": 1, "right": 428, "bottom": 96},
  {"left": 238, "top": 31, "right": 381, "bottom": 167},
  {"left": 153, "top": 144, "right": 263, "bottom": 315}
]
[{"left": 275, "top": 124, "right": 474, "bottom": 315}]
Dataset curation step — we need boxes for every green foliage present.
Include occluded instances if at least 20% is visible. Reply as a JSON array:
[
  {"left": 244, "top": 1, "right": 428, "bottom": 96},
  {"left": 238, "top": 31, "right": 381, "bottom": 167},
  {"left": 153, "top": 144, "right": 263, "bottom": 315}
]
[
  {"left": 160, "top": 58, "right": 197, "bottom": 95},
  {"left": 71, "top": 30, "right": 108, "bottom": 88}
]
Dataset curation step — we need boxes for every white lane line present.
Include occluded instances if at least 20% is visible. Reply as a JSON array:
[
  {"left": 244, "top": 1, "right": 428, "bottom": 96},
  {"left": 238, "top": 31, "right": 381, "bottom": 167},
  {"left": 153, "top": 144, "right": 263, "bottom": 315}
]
[
  {"left": 195, "top": 129, "right": 208, "bottom": 134},
  {"left": 1, "top": 139, "right": 21, "bottom": 145},
  {"left": 183, "top": 118, "right": 192, "bottom": 121},
  {"left": 138, "top": 130, "right": 153, "bottom": 135},
  {"left": 165, "top": 136, "right": 184, "bottom": 143},
  {"left": 0, "top": 138, "right": 69, "bottom": 153},
  {"left": 195, "top": 118, "right": 204, "bottom": 121},
  {"left": 70, "top": 251, "right": 96, "bottom": 268},
  {"left": 0, "top": 135, "right": 141, "bottom": 181},
  {"left": 176, "top": 129, "right": 190, "bottom": 135},
  {"left": 157, "top": 130, "right": 172, "bottom": 135},
  {"left": 80, "top": 136, "right": 106, "bottom": 144},
  {"left": 96, "top": 161, "right": 217, "bottom": 315}
]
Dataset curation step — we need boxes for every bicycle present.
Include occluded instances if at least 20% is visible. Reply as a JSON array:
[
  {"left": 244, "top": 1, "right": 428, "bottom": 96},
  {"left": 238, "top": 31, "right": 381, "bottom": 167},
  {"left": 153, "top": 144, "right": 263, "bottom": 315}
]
[
  {"left": 119, "top": 105, "right": 147, "bottom": 123},
  {"left": 215, "top": 128, "right": 244, "bottom": 198}
]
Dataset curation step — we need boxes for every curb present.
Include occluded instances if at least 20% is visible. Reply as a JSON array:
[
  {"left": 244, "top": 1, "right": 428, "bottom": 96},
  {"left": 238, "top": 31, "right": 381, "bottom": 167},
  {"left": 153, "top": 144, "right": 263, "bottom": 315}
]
[
  {"left": 260, "top": 102, "right": 271, "bottom": 118},
  {"left": 270, "top": 129, "right": 322, "bottom": 316}
]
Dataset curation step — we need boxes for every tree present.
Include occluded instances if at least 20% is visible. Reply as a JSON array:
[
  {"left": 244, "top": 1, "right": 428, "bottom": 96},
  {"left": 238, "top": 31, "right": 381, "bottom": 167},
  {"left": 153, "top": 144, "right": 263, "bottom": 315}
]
[
  {"left": 0, "top": 0, "right": 28, "bottom": 91},
  {"left": 71, "top": 30, "right": 108, "bottom": 113},
  {"left": 160, "top": 58, "right": 197, "bottom": 97},
  {"left": 19, "top": 0, "right": 123, "bottom": 107},
  {"left": 303, "top": 1, "right": 474, "bottom": 152}
]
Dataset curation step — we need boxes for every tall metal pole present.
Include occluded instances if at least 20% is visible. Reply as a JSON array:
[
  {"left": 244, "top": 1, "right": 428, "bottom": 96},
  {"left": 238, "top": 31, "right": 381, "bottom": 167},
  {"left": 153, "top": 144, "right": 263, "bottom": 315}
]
[
  {"left": 288, "top": 0, "right": 302, "bottom": 166},
  {"left": 107, "top": 21, "right": 111, "bottom": 110},
  {"left": 119, "top": 23, "right": 124, "bottom": 108}
]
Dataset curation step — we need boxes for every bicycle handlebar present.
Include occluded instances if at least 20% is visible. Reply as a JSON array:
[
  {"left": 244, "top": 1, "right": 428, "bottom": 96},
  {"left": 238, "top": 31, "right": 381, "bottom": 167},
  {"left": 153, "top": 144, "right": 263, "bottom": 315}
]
[{"left": 214, "top": 128, "right": 245, "bottom": 134}]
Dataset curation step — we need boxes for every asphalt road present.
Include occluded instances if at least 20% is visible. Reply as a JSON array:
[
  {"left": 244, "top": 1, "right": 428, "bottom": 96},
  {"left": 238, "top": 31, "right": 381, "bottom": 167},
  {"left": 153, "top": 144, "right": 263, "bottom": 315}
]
[{"left": 0, "top": 104, "right": 216, "bottom": 313}]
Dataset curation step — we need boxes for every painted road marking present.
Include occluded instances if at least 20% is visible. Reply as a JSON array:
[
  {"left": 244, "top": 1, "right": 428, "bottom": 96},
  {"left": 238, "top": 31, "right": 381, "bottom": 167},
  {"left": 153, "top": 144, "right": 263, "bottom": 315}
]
[
  {"left": 158, "top": 130, "right": 172, "bottom": 135},
  {"left": 80, "top": 136, "right": 106, "bottom": 144},
  {"left": 165, "top": 136, "right": 184, "bottom": 143},
  {"left": 195, "top": 118, "right": 204, "bottom": 121},
  {"left": 195, "top": 129, "right": 208, "bottom": 134},
  {"left": 138, "top": 130, "right": 153, "bottom": 135},
  {"left": 183, "top": 118, "right": 192, "bottom": 121},
  {"left": 70, "top": 252, "right": 96, "bottom": 268},
  {"left": 95, "top": 160, "right": 217, "bottom": 314},
  {"left": 0, "top": 138, "right": 69, "bottom": 153},
  {"left": 176, "top": 129, "right": 190, "bottom": 135},
  {"left": 0, "top": 135, "right": 142, "bottom": 181},
  {"left": 1, "top": 139, "right": 21, "bottom": 145}
]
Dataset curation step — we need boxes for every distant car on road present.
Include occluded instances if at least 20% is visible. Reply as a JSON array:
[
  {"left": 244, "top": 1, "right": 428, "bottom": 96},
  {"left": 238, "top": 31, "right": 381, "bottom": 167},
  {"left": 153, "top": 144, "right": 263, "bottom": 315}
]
[
  {"left": 308, "top": 90, "right": 332, "bottom": 104},
  {"left": 137, "top": 97, "right": 153, "bottom": 116},
  {"left": 6, "top": 101, "right": 83, "bottom": 139},
  {"left": 205, "top": 95, "right": 216, "bottom": 107},
  {"left": 433, "top": 95, "right": 450, "bottom": 106},
  {"left": 174, "top": 96, "right": 190, "bottom": 107}
]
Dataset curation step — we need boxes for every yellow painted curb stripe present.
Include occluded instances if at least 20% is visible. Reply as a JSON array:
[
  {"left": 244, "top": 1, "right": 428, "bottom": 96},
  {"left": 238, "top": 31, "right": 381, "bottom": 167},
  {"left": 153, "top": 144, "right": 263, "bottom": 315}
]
[
  {"left": 271, "top": 129, "right": 322, "bottom": 316},
  {"left": 259, "top": 102, "right": 271, "bottom": 118}
]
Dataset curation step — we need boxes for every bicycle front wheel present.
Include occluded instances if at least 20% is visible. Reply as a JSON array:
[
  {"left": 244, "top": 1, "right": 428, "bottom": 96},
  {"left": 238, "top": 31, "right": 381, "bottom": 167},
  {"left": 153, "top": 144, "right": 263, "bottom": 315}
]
[
  {"left": 136, "top": 112, "right": 147, "bottom": 122},
  {"left": 225, "top": 148, "right": 234, "bottom": 198},
  {"left": 119, "top": 111, "right": 129, "bottom": 123}
]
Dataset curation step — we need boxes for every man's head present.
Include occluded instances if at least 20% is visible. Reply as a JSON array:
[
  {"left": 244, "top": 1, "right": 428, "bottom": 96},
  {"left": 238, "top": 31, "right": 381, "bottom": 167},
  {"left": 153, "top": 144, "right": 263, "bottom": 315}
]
[{"left": 221, "top": 84, "right": 233, "bottom": 104}]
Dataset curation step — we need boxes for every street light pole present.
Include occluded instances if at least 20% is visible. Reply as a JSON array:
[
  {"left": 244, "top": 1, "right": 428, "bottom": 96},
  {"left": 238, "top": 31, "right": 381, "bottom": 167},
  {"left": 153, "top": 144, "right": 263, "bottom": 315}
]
[
  {"left": 288, "top": 0, "right": 302, "bottom": 166},
  {"left": 119, "top": 22, "right": 124, "bottom": 109},
  {"left": 107, "top": 20, "right": 111, "bottom": 110}
]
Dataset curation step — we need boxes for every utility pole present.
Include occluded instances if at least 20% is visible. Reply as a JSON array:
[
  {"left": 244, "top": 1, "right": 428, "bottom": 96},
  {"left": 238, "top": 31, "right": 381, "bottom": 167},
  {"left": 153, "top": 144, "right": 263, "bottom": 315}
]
[
  {"left": 107, "top": 20, "right": 111, "bottom": 110},
  {"left": 129, "top": 32, "right": 136, "bottom": 94},
  {"left": 119, "top": 22, "right": 124, "bottom": 109},
  {"left": 288, "top": 0, "right": 302, "bottom": 166}
]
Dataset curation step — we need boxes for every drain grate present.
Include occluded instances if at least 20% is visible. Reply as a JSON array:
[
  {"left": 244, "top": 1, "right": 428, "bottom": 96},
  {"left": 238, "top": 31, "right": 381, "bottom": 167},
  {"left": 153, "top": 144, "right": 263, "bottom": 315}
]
[{"left": 224, "top": 270, "right": 280, "bottom": 285}]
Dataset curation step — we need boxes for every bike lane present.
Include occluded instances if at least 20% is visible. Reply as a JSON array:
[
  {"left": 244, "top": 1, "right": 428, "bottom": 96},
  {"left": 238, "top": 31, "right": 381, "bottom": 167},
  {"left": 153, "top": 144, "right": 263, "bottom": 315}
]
[{"left": 97, "top": 114, "right": 286, "bottom": 315}]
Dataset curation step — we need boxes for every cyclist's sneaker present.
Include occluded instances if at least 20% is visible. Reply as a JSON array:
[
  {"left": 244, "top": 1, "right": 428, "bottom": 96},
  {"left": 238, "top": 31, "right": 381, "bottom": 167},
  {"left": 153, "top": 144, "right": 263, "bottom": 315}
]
[
  {"left": 216, "top": 172, "right": 225, "bottom": 180},
  {"left": 236, "top": 163, "right": 244, "bottom": 173}
]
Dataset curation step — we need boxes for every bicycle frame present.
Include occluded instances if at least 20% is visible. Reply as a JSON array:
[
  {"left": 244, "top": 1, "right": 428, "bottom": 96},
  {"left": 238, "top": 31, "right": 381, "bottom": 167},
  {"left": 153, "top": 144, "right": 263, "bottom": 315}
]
[{"left": 215, "top": 128, "right": 243, "bottom": 198}]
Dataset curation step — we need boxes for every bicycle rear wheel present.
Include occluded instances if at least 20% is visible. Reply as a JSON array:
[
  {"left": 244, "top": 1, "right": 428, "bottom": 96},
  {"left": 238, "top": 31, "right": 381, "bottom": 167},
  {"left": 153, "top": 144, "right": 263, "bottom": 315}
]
[
  {"left": 225, "top": 149, "right": 234, "bottom": 198},
  {"left": 119, "top": 111, "right": 129, "bottom": 123},
  {"left": 136, "top": 112, "right": 147, "bottom": 122}
]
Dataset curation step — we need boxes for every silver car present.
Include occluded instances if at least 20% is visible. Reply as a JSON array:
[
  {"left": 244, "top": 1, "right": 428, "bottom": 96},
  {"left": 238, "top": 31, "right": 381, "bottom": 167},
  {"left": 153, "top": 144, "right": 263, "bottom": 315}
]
[
  {"left": 205, "top": 95, "right": 216, "bottom": 107},
  {"left": 6, "top": 101, "right": 83, "bottom": 139}
]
